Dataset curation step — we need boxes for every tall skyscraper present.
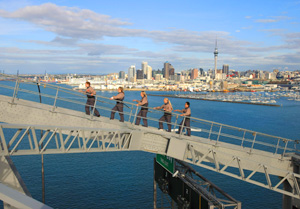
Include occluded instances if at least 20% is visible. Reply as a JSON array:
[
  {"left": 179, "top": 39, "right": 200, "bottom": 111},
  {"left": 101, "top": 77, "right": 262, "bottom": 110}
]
[
  {"left": 119, "top": 71, "right": 125, "bottom": 79},
  {"left": 128, "top": 65, "right": 136, "bottom": 82},
  {"left": 164, "top": 62, "right": 169, "bottom": 79},
  {"left": 222, "top": 64, "right": 229, "bottom": 75},
  {"left": 136, "top": 69, "right": 144, "bottom": 80},
  {"left": 163, "top": 62, "right": 174, "bottom": 80},
  {"left": 214, "top": 39, "right": 218, "bottom": 76},
  {"left": 191, "top": 68, "right": 198, "bottom": 79},
  {"left": 142, "top": 61, "right": 148, "bottom": 77},
  {"left": 147, "top": 65, "right": 152, "bottom": 80}
]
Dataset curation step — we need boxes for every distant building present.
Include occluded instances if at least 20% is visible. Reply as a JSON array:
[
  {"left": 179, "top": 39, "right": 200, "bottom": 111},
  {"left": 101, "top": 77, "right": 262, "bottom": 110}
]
[
  {"left": 191, "top": 68, "right": 198, "bottom": 79},
  {"left": 142, "top": 61, "right": 148, "bottom": 77},
  {"left": 163, "top": 62, "right": 174, "bottom": 79},
  {"left": 199, "top": 68, "right": 204, "bottom": 76},
  {"left": 119, "top": 71, "right": 125, "bottom": 80},
  {"left": 169, "top": 68, "right": 175, "bottom": 77},
  {"left": 147, "top": 65, "right": 152, "bottom": 80},
  {"left": 155, "top": 74, "right": 163, "bottom": 81},
  {"left": 136, "top": 69, "right": 144, "bottom": 80},
  {"left": 152, "top": 69, "right": 162, "bottom": 78},
  {"left": 128, "top": 65, "right": 136, "bottom": 82},
  {"left": 222, "top": 64, "right": 229, "bottom": 75}
]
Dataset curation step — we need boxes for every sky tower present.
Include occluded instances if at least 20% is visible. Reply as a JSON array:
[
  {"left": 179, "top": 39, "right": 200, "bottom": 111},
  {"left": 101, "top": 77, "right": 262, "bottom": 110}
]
[{"left": 214, "top": 39, "right": 218, "bottom": 76}]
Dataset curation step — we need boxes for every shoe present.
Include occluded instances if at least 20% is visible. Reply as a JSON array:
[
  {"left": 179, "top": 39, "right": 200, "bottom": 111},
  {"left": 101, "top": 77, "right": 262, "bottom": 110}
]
[{"left": 96, "top": 115, "right": 100, "bottom": 117}]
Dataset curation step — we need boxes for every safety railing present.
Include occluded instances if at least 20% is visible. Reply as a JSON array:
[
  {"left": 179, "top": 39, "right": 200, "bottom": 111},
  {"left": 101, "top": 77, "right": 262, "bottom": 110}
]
[{"left": 0, "top": 74, "right": 299, "bottom": 158}]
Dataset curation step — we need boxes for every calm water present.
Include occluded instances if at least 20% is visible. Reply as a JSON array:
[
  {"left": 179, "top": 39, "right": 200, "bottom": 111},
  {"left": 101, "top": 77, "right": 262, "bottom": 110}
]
[{"left": 2, "top": 81, "right": 300, "bottom": 209}]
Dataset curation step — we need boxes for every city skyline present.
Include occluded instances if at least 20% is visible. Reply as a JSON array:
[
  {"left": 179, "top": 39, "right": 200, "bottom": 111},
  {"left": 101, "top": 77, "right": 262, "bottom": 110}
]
[{"left": 0, "top": 0, "right": 300, "bottom": 74}]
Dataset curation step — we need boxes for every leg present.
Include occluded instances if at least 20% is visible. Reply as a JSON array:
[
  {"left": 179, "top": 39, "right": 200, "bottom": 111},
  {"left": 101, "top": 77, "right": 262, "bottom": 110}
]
[
  {"left": 135, "top": 110, "right": 142, "bottom": 125},
  {"left": 178, "top": 120, "right": 184, "bottom": 134},
  {"left": 118, "top": 104, "right": 124, "bottom": 122},
  {"left": 85, "top": 99, "right": 91, "bottom": 115},
  {"left": 142, "top": 110, "right": 148, "bottom": 127},
  {"left": 159, "top": 115, "right": 165, "bottom": 130},
  {"left": 93, "top": 108, "right": 100, "bottom": 117},
  {"left": 89, "top": 98, "right": 100, "bottom": 117},
  {"left": 110, "top": 105, "right": 118, "bottom": 119},
  {"left": 185, "top": 118, "right": 191, "bottom": 136},
  {"left": 166, "top": 114, "right": 172, "bottom": 132}
]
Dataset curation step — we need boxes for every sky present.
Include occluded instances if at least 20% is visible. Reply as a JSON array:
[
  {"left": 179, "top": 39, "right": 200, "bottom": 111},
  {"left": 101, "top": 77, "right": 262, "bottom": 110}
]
[{"left": 0, "top": 0, "right": 300, "bottom": 74}]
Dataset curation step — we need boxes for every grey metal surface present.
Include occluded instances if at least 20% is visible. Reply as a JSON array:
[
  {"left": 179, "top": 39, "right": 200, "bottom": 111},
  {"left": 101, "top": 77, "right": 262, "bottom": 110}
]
[{"left": 0, "top": 183, "right": 52, "bottom": 209}]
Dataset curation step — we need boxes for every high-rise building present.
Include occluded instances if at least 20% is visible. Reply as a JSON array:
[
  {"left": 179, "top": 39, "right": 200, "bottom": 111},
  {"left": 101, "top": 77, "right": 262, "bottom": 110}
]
[
  {"left": 163, "top": 62, "right": 174, "bottom": 79},
  {"left": 128, "top": 65, "right": 136, "bottom": 82},
  {"left": 119, "top": 71, "right": 125, "bottom": 79},
  {"left": 147, "top": 65, "right": 152, "bottom": 80},
  {"left": 199, "top": 68, "right": 204, "bottom": 76},
  {"left": 214, "top": 40, "right": 218, "bottom": 76},
  {"left": 142, "top": 61, "right": 148, "bottom": 77},
  {"left": 164, "top": 62, "right": 169, "bottom": 79},
  {"left": 222, "top": 64, "right": 229, "bottom": 75},
  {"left": 169, "top": 68, "right": 175, "bottom": 77},
  {"left": 136, "top": 69, "right": 144, "bottom": 80},
  {"left": 191, "top": 68, "right": 198, "bottom": 79}
]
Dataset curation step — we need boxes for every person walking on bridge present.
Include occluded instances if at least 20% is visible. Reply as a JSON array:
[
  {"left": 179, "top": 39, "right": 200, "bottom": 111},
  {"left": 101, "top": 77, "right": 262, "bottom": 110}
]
[
  {"left": 154, "top": 98, "right": 173, "bottom": 132},
  {"left": 81, "top": 81, "right": 100, "bottom": 117},
  {"left": 110, "top": 87, "right": 125, "bottom": 122},
  {"left": 133, "top": 91, "right": 148, "bottom": 127},
  {"left": 174, "top": 102, "right": 191, "bottom": 136}
]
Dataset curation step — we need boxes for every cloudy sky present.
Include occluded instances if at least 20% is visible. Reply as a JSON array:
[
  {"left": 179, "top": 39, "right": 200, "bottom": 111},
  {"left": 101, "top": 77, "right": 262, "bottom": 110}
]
[{"left": 0, "top": 0, "right": 300, "bottom": 74}]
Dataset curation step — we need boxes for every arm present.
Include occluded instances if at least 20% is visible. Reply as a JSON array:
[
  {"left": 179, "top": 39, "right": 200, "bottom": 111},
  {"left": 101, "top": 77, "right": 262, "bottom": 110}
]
[
  {"left": 137, "top": 97, "right": 147, "bottom": 106},
  {"left": 174, "top": 109, "right": 183, "bottom": 113},
  {"left": 181, "top": 108, "right": 191, "bottom": 116},
  {"left": 154, "top": 104, "right": 163, "bottom": 110},
  {"left": 111, "top": 93, "right": 123, "bottom": 100}
]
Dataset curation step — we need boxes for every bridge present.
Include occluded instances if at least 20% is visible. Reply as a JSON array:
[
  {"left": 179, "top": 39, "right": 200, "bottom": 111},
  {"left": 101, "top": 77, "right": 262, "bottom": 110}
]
[{"left": 0, "top": 75, "right": 299, "bottom": 208}]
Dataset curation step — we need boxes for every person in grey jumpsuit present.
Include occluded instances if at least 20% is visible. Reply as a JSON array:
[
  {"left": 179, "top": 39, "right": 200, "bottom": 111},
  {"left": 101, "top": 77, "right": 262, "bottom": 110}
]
[
  {"left": 174, "top": 102, "right": 191, "bottom": 136},
  {"left": 133, "top": 91, "right": 148, "bottom": 127},
  {"left": 110, "top": 87, "right": 125, "bottom": 122},
  {"left": 82, "top": 81, "right": 100, "bottom": 117},
  {"left": 154, "top": 98, "right": 173, "bottom": 132}
]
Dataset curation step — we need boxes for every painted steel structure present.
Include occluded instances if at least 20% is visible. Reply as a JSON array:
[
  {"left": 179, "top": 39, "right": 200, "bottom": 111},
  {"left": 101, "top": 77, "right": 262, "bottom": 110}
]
[{"left": 0, "top": 76, "right": 300, "bottom": 206}]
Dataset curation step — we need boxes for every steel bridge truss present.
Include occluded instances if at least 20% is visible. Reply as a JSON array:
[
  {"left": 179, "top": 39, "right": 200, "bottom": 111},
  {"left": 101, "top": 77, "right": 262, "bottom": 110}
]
[
  {"left": 0, "top": 124, "right": 133, "bottom": 156},
  {"left": 183, "top": 143, "right": 300, "bottom": 199}
]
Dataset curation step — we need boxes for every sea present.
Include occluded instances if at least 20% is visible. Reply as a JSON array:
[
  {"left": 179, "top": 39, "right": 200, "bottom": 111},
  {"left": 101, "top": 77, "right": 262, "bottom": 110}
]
[{"left": 1, "top": 81, "right": 300, "bottom": 209}]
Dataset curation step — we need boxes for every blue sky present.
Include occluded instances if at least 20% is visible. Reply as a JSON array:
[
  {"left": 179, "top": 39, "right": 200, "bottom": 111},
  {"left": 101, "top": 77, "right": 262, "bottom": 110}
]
[{"left": 0, "top": 0, "right": 300, "bottom": 74}]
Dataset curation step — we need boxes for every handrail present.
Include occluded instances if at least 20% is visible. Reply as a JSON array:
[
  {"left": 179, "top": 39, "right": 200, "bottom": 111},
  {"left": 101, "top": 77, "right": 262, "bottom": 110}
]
[{"left": 0, "top": 75, "right": 299, "bottom": 156}]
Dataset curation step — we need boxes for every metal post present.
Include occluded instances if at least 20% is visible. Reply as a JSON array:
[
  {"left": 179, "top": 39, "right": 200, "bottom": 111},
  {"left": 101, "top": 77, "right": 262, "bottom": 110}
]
[
  {"left": 216, "top": 125, "right": 222, "bottom": 144},
  {"left": 208, "top": 123, "right": 214, "bottom": 139},
  {"left": 275, "top": 138, "right": 280, "bottom": 154},
  {"left": 11, "top": 79, "right": 19, "bottom": 104},
  {"left": 250, "top": 133, "right": 257, "bottom": 153},
  {"left": 179, "top": 117, "right": 186, "bottom": 135},
  {"left": 173, "top": 115, "right": 178, "bottom": 132},
  {"left": 128, "top": 104, "right": 133, "bottom": 122},
  {"left": 90, "top": 96, "right": 97, "bottom": 120},
  {"left": 52, "top": 87, "right": 59, "bottom": 112},
  {"left": 282, "top": 140, "right": 289, "bottom": 159},
  {"left": 132, "top": 105, "right": 139, "bottom": 125},
  {"left": 241, "top": 131, "right": 246, "bottom": 147},
  {"left": 153, "top": 158, "right": 157, "bottom": 209},
  {"left": 41, "top": 135, "right": 45, "bottom": 203}
]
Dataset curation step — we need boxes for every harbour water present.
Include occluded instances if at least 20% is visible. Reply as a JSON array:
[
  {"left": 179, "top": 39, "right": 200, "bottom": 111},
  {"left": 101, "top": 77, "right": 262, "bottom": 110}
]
[{"left": 2, "top": 82, "right": 300, "bottom": 209}]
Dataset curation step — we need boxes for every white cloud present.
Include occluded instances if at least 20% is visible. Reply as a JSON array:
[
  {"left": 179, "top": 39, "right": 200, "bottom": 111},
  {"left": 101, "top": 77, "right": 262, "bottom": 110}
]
[{"left": 0, "top": 3, "right": 146, "bottom": 39}]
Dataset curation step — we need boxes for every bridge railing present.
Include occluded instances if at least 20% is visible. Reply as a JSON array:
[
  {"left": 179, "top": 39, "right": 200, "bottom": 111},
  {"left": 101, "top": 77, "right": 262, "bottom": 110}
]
[{"left": 0, "top": 75, "right": 299, "bottom": 157}]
